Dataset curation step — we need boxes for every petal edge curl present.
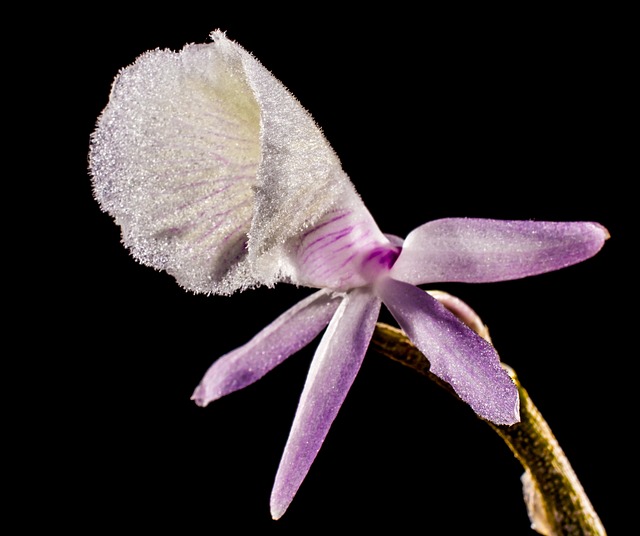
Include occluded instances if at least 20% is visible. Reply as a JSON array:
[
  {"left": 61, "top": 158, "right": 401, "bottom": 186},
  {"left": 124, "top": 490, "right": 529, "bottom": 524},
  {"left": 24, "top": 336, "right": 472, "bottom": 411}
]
[{"left": 377, "top": 277, "right": 520, "bottom": 425}]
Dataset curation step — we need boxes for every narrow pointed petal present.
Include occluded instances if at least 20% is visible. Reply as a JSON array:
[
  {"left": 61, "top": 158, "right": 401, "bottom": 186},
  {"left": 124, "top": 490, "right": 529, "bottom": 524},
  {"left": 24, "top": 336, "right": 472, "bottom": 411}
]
[
  {"left": 377, "top": 277, "right": 520, "bottom": 425},
  {"left": 390, "top": 218, "right": 609, "bottom": 285},
  {"left": 191, "top": 289, "right": 341, "bottom": 406},
  {"left": 270, "top": 289, "right": 382, "bottom": 519}
]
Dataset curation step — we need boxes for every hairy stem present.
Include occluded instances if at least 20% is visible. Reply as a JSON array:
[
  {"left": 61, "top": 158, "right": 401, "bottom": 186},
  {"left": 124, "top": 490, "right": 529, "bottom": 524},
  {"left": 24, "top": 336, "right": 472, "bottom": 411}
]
[{"left": 370, "top": 322, "right": 606, "bottom": 536}]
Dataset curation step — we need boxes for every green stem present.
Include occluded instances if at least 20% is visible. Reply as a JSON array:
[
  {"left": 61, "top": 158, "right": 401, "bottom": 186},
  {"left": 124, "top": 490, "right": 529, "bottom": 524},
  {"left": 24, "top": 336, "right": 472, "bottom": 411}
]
[{"left": 371, "top": 322, "right": 606, "bottom": 536}]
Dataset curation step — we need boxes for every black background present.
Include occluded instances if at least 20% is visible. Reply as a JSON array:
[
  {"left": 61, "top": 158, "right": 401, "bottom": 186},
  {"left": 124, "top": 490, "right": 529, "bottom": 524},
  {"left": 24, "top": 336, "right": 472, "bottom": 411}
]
[{"left": 31, "top": 5, "right": 633, "bottom": 534}]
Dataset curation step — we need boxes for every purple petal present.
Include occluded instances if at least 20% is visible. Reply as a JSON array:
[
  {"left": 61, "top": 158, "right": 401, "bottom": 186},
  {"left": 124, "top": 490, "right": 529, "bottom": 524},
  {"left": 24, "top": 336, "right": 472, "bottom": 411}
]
[
  {"left": 290, "top": 204, "right": 390, "bottom": 291},
  {"left": 377, "top": 277, "right": 520, "bottom": 426},
  {"left": 191, "top": 289, "right": 341, "bottom": 406},
  {"left": 390, "top": 218, "right": 609, "bottom": 285},
  {"left": 270, "top": 289, "right": 381, "bottom": 519}
]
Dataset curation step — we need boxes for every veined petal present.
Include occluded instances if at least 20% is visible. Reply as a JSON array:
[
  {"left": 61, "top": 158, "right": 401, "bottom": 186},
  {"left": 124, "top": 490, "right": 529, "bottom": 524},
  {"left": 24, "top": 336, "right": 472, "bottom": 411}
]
[
  {"left": 288, "top": 204, "right": 392, "bottom": 291},
  {"left": 90, "top": 35, "right": 262, "bottom": 295},
  {"left": 390, "top": 218, "right": 609, "bottom": 285},
  {"left": 377, "top": 277, "right": 520, "bottom": 425},
  {"left": 237, "top": 35, "right": 371, "bottom": 274},
  {"left": 191, "top": 289, "right": 341, "bottom": 406},
  {"left": 270, "top": 288, "right": 382, "bottom": 520},
  {"left": 90, "top": 31, "right": 374, "bottom": 295}
]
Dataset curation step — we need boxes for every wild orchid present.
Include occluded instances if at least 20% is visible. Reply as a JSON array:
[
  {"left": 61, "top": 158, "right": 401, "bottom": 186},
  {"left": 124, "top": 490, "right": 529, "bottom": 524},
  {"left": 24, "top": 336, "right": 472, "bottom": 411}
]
[{"left": 88, "top": 31, "right": 608, "bottom": 520}]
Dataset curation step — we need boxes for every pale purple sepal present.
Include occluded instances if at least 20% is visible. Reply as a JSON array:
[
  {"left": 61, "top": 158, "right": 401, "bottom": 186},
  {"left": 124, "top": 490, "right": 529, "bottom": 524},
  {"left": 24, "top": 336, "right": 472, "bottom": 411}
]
[
  {"left": 390, "top": 218, "right": 609, "bottom": 285},
  {"left": 191, "top": 289, "right": 341, "bottom": 406},
  {"left": 377, "top": 277, "right": 520, "bottom": 426},
  {"left": 270, "top": 288, "right": 382, "bottom": 519}
]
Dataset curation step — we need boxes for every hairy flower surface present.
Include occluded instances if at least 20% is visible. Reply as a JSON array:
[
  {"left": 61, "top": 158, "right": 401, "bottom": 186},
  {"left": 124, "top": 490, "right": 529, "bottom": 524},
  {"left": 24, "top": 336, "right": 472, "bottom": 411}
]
[{"left": 89, "top": 31, "right": 609, "bottom": 519}]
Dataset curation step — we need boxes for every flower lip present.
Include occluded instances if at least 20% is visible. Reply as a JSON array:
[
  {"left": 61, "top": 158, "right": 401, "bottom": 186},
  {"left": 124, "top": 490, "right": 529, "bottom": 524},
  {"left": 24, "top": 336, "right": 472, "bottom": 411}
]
[{"left": 358, "top": 244, "right": 402, "bottom": 283}]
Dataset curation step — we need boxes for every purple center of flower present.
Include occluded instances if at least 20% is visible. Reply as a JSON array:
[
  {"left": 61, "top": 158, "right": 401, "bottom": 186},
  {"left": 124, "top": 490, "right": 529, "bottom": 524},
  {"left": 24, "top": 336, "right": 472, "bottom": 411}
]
[{"left": 359, "top": 245, "right": 402, "bottom": 282}]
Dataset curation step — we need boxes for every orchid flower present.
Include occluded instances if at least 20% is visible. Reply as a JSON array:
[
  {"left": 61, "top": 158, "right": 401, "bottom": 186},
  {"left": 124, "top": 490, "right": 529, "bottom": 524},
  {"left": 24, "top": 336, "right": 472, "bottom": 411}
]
[{"left": 89, "top": 30, "right": 609, "bottom": 520}]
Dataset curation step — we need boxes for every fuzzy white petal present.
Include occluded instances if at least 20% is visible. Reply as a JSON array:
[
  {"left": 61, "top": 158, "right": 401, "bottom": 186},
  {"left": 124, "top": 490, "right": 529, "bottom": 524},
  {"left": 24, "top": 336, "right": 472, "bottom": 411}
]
[
  {"left": 90, "top": 36, "right": 261, "bottom": 294},
  {"left": 236, "top": 33, "right": 368, "bottom": 272},
  {"left": 89, "top": 31, "right": 371, "bottom": 295}
]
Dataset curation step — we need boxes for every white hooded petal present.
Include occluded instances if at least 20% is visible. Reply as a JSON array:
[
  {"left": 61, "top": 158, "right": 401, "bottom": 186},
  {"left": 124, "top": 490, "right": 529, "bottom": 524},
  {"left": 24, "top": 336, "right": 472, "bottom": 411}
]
[
  {"left": 90, "top": 35, "right": 259, "bottom": 294},
  {"left": 89, "top": 31, "right": 371, "bottom": 295},
  {"left": 235, "top": 33, "right": 370, "bottom": 270}
]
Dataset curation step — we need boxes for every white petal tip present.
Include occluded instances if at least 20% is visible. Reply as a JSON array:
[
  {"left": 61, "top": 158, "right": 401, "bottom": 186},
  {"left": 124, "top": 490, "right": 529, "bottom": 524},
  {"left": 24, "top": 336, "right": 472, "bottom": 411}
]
[
  {"left": 190, "top": 385, "right": 214, "bottom": 407},
  {"left": 595, "top": 222, "right": 610, "bottom": 241},
  {"left": 270, "top": 504, "right": 286, "bottom": 521}
]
